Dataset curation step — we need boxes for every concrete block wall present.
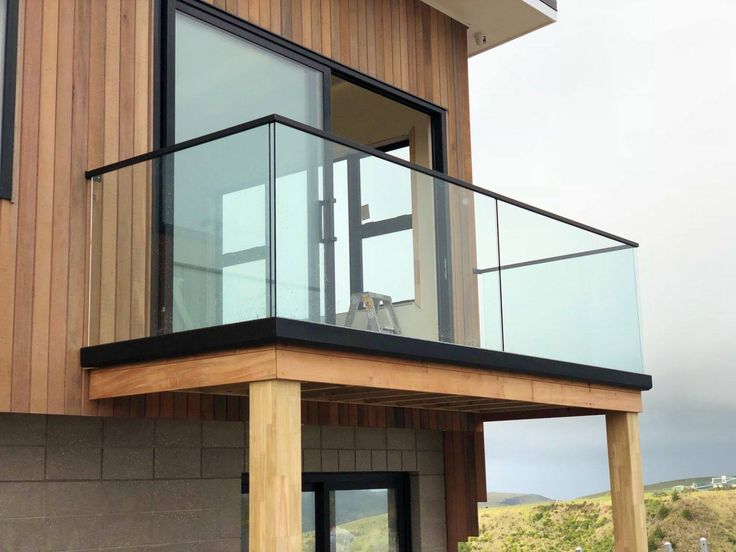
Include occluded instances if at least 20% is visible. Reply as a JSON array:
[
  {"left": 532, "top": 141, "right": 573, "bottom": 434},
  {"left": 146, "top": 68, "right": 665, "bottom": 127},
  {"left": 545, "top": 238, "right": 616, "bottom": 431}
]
[
  {"left": 0, "top": 413, "right": 447, "bottom": 552},
  {"left": 0, "top": 413, "right": 242, "bottom": 552}
]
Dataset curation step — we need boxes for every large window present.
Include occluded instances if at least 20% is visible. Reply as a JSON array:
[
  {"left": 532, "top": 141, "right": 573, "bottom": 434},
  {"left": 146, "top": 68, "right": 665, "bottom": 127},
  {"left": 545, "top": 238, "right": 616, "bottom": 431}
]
[
  {"left": 173, "top": 10, "right": 324, "bottom": 142},
  {"left": 0, "top": 0, "right": 18, "bottom": 201},
  {"left": 241, "top": 473, "right": 411, "bottom": 552}
]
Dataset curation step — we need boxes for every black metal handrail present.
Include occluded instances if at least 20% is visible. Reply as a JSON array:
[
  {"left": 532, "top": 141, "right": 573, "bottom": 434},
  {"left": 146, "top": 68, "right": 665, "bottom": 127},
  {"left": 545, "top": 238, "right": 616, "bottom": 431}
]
[{"left": 85, "top": 113, "right": 638, "bottom": 248}]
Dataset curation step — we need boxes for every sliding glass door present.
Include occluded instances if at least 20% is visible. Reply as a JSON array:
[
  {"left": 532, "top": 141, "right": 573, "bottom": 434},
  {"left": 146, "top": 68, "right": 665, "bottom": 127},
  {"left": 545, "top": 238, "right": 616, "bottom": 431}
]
[
  {"left": 241, "top": 473, "right": 410, "bottom": 551},
  {"left": 163, "top": 9, "right": 326, "bottom": 333},
  {"left": 158, "top": 2, "right": 447, "bottom": 337}
]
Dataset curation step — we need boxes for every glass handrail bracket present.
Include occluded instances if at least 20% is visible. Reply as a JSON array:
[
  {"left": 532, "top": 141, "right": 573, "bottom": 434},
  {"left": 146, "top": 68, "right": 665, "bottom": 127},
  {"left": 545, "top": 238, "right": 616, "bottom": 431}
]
[{"left": 87, "top": 118, "right": 644, "bottom": 375}]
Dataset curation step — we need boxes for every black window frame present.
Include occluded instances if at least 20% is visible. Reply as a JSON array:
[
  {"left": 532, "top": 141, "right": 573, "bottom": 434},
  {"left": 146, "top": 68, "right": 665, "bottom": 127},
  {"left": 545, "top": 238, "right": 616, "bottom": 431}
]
[
  {"left": 241, "top": 471, "right": 413, "bottom": 552},
  {"left": 0, "top": 0, "right": 19, "bottom": 201},
  {"left": 154, "top": 0, "right": 454, "bottom": 340}
]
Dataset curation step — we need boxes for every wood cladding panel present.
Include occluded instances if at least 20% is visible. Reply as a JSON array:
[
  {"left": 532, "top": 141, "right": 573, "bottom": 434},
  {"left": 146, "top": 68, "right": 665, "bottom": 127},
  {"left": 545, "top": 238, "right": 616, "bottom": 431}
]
[
  {"left": 0, "top": 0, "right": 473, "bottom": 417},
  {"left": 0, "top": 0, "right": 152, "bottom": 416},
  {"left": 444, "top": 428, "right": 487, "bottom": 550}
]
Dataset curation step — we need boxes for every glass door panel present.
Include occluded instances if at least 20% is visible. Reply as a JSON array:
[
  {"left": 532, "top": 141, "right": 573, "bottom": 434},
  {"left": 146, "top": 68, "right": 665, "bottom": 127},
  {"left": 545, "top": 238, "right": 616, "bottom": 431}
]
[
  {"left": 175, "top": 11, "right": 323, "bottom": 141},
  {"left": 330, "top": 489, "right": 399, "bottom": 552}
]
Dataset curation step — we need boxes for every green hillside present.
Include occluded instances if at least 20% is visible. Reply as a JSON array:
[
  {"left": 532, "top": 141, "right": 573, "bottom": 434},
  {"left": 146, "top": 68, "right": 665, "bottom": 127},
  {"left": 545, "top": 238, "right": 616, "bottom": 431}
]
[
  {"left": 481, "top": 492, "right": 552, "bottom": 508},
  {"left": 460, "top": 488, "right": 736, "bottom": 551}
]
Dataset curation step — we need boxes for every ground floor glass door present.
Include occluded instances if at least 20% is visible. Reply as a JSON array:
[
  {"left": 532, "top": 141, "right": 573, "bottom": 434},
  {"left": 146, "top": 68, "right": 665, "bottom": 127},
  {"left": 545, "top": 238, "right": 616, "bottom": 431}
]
[{"left": 241, "top": 473, "right": 409, "bottom": 551}]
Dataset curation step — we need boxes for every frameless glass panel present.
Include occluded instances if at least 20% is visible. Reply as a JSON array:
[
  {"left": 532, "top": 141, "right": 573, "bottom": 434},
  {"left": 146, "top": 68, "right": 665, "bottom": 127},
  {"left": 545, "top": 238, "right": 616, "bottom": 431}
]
[
  {"left": 496, "top": 200, "right": 619, "bottom": 267},
  {"left": 274, "top": 124, "right": 438, "bottom": 341},
  {"left": 222, "top": 261, "right": 268, "bottom": 324},
  {"left": 172, "top": 126, "right": 270, "bottom": 332},
  {"left": 223, "top": 187, "right": 266, "bottom": 253},
  {"left": 274, "top": 125, "right": 324, "bottom": 323},
  {"left": 241, "top": 491, "right": 316, "bottom": 551},
  {"left": 498, "top": 201, "right": 643, "bottom": 372},
  {"left": 330, "top": 489, "right": 399, "bottom": 552},
  {"left": 175, "top": 11, "right": 322, "bottom": 141}
]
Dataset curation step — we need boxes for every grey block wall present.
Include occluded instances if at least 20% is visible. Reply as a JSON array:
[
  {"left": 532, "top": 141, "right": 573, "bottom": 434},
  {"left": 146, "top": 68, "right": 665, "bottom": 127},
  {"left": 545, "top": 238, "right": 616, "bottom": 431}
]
[
  {"left": 0, "top": 413, "right": 446, "bottom": 552},
  {"left": 0, "top": 413, "right": 242, "bottom": 552}
]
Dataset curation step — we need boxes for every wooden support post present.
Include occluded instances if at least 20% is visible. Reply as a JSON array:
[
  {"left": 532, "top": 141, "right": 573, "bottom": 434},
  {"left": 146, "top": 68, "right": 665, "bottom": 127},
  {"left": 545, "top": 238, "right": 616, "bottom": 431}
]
[
  {"left": 249, "top": 380, "right": 302, "bottom": 552},
  {"left": 606, "top": 412, "right": 647, "bottom": 552}
]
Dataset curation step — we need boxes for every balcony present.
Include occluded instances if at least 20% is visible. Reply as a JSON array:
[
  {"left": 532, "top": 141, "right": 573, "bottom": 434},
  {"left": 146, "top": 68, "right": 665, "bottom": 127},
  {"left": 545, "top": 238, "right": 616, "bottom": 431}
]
[{"left": 82, "top": 115, "right": 647, "bottom": 390}]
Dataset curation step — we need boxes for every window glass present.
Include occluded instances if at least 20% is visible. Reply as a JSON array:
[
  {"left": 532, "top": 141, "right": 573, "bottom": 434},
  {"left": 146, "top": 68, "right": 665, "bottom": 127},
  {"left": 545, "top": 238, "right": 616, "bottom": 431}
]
[
  {"left": 362, "top": 229, "right": 415, "bottom": 303},
  {"left": 222, "top": 187, "right": 266, "bottom": 254},
  {"left": 175, "top": 12, "right": 323, "bottom": 141},
  {"left": 359, "top": 155, "right": 412, "bottom": 222},
  {"left": 331, "top": 489, "right": 399, "bottom": 552}
]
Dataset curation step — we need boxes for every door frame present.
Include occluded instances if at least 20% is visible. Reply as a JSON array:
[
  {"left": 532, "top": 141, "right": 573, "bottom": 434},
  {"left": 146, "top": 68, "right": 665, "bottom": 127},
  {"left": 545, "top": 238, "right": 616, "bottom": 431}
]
[
  {"left": 153, "top": 0, "right": 451, "bottom": 338},
  {"left": 241, "top": 471, "right": 413, "bottom": 551}
]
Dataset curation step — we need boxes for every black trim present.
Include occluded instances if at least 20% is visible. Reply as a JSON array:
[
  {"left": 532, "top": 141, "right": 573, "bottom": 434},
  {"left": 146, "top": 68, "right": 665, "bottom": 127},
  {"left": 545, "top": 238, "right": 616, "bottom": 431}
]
[
  {"left": 361, "top": 215, "right": 413, "bottom": 239},
  {"left": 0, "top": 0, "right": 19, "bottom": 201},
  {"left": 241, "top": 472, "right": 412, "bottom": 552},
  {"left": 85, "top": 114, "right": 639, "bottom": 248},
  {"left": 80, "top": 316, "right": 653, "bottom": 391}
]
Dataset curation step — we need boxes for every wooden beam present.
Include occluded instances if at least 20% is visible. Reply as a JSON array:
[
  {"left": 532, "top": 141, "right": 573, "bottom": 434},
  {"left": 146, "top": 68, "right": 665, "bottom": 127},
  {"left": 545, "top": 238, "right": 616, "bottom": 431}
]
[
  {"left": 88, "top": 347, "right": 276, "bottom": 399},
  {"left": 87, "top": 343, "right": 642, "bottom": 414},
  {"left": 606, "top": 412, "right": 647, "bottom": 552},
  {"left": 483, "top": 407, "right": 605, "bottom": 422},
  {"left": 275, "top": 346, "right": 643, "bottom": 412},
  {"left": 249, "top": 380, "right": 302, "bottom": 552}
]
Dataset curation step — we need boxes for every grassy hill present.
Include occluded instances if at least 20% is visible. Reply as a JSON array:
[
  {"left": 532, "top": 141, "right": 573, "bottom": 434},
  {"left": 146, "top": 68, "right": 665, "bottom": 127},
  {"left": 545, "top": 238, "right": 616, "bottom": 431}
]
[
  {"left": 481, "top": 492, "right": 552, "bottom": 508},
  {"left": 460, "top": 488, "right": 736, "bottom": 551}
]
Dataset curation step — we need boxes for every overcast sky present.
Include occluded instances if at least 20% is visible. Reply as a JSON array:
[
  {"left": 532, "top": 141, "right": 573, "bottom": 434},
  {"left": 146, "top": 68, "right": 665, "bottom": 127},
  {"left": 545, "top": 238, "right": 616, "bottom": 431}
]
[{"left": 470, "top": 0, "right": 736, "bottom": 499}]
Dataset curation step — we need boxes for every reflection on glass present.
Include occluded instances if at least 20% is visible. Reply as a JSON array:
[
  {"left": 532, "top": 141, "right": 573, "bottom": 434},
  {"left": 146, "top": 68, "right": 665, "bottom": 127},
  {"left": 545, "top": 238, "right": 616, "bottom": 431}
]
[
  {"left": 274, "top": 126, "right": 324, "bottom": 323},
  {"left": 362, "top": 230, "right": 415, "bottom": 304},
  {"left": 359, "top": 156, "right": 412, "bottom": 222},
  {"left": 331, "top": 489, "right": 398, "bottom": 552},
  {"left": 171, "top": 127, "right": 270, "bottom": 332}
]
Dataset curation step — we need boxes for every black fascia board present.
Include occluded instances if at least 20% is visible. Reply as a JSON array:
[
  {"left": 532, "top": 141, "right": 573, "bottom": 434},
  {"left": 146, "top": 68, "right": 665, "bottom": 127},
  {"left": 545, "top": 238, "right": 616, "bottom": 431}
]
[{"left": 80, "top": 317, "right": 652, "bottom": 391}]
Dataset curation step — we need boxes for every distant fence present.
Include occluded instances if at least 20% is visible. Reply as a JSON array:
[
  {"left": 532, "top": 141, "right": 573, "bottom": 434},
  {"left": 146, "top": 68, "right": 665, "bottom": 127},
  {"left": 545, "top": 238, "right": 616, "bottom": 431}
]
[
  {"left": 663, "top": 537, "right": 710, "bottom": 551},
  {"left": 576, "top": 538, "right": 711, "bottom": 552}
]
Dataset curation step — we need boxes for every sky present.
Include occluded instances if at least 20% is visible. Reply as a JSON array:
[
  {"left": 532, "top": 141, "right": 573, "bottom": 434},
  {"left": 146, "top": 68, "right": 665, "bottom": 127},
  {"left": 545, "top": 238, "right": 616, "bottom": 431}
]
[{"left": 469, "top": 0, "right": 736, "bottom": 499}]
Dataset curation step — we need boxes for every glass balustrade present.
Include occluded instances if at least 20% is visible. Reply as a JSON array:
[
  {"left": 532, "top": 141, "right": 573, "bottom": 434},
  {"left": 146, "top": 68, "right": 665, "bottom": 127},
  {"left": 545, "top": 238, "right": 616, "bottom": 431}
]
[{"left": 87, "top": 117, "right": 643, "bottom": 374}]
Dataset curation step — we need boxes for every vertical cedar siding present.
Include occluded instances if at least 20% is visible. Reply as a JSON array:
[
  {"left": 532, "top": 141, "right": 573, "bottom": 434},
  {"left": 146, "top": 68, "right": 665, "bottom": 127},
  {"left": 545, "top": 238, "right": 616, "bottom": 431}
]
[{"left": 0, "top": 0, "right": 473, "bottom": 418}]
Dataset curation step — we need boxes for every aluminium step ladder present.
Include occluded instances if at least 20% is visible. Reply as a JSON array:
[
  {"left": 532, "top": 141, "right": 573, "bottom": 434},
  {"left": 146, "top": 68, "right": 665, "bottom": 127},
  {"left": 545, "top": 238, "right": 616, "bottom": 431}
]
[{"left": 344, "top": 292, "right": 402, "bottom": 335}]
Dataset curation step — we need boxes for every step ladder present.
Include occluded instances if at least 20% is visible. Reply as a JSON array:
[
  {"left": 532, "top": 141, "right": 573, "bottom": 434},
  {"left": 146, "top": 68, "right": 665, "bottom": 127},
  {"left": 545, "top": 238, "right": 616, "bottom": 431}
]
[{"left": 344, "top": 292, "right": 402, "bottom": 335}]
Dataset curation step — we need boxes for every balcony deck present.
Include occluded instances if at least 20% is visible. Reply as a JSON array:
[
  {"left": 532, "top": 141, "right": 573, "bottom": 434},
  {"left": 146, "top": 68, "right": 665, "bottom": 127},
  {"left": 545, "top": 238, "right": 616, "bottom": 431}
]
[{"left": 82, "top": 114, "right": 650, "bottom": 415}]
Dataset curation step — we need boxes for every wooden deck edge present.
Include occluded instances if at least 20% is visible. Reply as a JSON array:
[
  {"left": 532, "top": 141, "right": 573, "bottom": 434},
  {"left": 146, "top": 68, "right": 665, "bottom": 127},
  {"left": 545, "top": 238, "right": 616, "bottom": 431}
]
[{"left": 87, "top": 344, "right": 642, "bottom": 413}]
